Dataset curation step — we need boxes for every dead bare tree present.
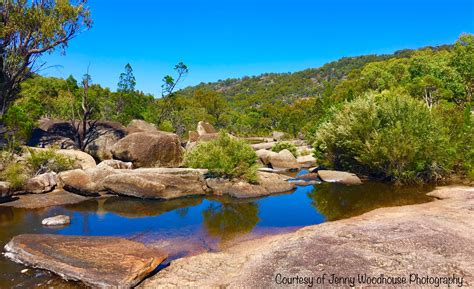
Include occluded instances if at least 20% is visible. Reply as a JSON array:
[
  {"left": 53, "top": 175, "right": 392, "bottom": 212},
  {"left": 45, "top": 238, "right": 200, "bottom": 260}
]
[{"left": 68, "top": 71, "right": 105, "bottom": 151}]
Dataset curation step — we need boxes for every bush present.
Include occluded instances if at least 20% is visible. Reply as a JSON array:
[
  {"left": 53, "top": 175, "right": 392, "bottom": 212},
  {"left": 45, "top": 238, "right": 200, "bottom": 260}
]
[
  {"left": 26, "top": 148, "right": 75, "bottom": 175},
  {"left": 313, "top": 92, "right": 458, "bottom": 184},
  {"left": 184, "top": 131, "right": 259, "bottom": 182},
  {"left": 272, "top": 141, "right": 298, "bottom": 157},
  {"left": 1, "top": 162, "right": 28, "bottom": 189}
]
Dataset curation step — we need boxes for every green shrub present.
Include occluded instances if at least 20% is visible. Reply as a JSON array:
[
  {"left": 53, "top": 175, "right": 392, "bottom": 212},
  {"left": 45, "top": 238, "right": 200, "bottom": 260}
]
[
  {"left": 184, "top": 131, "right": 259, "bottom": 182},
  {"left": 299, "top": 148, "right": 313, "bottom": 156},
  {"left": 313, "top": 92, "right": 458, "bottom": 184},
  {"left": 1, "top": 162, "right": 28, "bottom": 190},
  {"left": 26, "top": 148, "right": 75, "bottom": 175},
  {"left": 271, "top": 141, "right": 298, "bottom": 157}
]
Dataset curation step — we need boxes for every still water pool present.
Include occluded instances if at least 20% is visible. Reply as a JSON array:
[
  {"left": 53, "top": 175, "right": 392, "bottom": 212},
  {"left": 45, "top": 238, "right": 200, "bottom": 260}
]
[{"left": 0, "top": 179, "right": 434, "bottom": 288}]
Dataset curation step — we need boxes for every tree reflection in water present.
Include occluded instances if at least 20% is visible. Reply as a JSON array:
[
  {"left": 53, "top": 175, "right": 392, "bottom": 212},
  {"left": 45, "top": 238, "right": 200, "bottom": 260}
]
[
  {"left": 308, "top": 182, "right": 435, "bottom": 221},
  {"left": 203, "top": 199, "right": 259, "bottom": 242}
]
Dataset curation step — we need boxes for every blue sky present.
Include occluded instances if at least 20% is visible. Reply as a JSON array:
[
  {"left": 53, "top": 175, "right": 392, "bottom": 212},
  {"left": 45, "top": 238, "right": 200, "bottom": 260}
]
[{"left": 41, "top": 0, "right": 474, "bottom": 97}]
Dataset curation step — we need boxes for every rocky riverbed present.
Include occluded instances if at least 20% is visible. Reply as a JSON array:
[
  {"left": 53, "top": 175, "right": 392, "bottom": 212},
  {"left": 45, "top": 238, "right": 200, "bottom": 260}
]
[{"left": 140, "top": 186, "right": 474, "bottom": 288}]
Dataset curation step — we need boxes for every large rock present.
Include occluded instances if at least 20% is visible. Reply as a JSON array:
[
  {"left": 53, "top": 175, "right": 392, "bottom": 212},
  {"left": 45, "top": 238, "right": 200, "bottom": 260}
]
[
  {"left": 206, "top": 172, "right": 295, "bottom": 198},
  {"left": 0, "top": 181, "right": 12, "bottom": 201},
  {"left": 58, "top": 169, "right": 98, "bottom": 196},
  {"left": 103, "top": 171, "right": 207, "bottom": 200},
  {"left": 4, "top": 234, "right": 167, "bottom": 288},
  {"left": 139, "top": 186, "right": 474, "bottom": 288},
  {"left": 257, "top": 172, "right": 295, "bottom": 194},
  {"left": 256, "top": 149, "right": 277, "bottom": 165},
  {"left": 24, "top": 172, "right": 57, "bottom": 194},
  {"left": 296, "top": 154, "right": 317, "bottom": 168},
  {"left": 28, "top": 119, "right": 77, "bottom": 149},
  {"left": 318, "top": 170, "right": 362, "bottom": 185},
  {"left": 29, "top": 119, "right": 126, "bottom": 155},
  {"left": 197, "top": 121, "right": 216, "bottom": 136},
  {"left": 127, "top": 119, "right": 159, "bottom": 134},
  {"left": 85, "top": 121, "right": 127, "bottom": 161},
  {"left": 111, "top": 132, "right": 183, "bottom": 168},
  {"left": 268, "top": 149, "right": 299, "bottom": 170},
  {"left": 84, "top": 166, "right": 121, "bottom": 191}
]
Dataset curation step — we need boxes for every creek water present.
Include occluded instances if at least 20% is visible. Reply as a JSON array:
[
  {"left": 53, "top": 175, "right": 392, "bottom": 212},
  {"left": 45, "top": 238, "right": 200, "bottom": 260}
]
[{"left": 0, "top": 175, "right": 435, "bottom": 288}]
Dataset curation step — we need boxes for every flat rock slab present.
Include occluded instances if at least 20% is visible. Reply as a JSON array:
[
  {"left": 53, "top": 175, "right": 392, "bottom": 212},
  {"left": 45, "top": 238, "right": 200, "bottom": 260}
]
[
  {"left": 0, "top": 189, "right": 90, "bottom": 209},
  {"left": 140, "top": 186, "right": 474, "bottom": 288},
  {"left": 4, "top": 234, "right": 167, "bottom": 288}
]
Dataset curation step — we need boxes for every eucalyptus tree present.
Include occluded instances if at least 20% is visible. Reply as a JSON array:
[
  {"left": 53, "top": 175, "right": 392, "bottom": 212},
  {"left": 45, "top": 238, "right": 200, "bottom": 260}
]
[{"left": 0, "top": 0, "right": 91, "bottom": 118}]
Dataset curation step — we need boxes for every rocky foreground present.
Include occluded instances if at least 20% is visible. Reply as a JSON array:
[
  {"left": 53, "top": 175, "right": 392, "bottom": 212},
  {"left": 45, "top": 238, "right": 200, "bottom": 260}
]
[
  {"left": 4, "top": 235, "right": 167, "bottom": 288},
  {"left": 140, "top": 186, "right": 474, "bottom": 288}
]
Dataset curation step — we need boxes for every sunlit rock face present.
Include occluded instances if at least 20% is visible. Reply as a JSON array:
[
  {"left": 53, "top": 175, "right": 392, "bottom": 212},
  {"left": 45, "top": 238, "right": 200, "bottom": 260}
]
[
  {"left": 4, "top": 234, "right": 167, "bottom": 288},
  {"left": 111, "top": 131, "right": 184, "bottom": 168}
]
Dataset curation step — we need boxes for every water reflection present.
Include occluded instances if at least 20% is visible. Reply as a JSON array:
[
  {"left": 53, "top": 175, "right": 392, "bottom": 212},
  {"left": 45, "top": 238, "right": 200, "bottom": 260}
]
[
  {"left": 308, "top": 182, "right": 435, "bottom": 221},
  {"left": 203, "top": 199, "right": 259, "bottom": 242}
]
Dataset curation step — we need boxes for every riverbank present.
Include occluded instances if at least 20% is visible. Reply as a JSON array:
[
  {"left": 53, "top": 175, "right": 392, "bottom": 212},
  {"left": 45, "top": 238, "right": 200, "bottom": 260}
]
[{"left": 140, "top": 186, "right": 474, "bottom": 288}]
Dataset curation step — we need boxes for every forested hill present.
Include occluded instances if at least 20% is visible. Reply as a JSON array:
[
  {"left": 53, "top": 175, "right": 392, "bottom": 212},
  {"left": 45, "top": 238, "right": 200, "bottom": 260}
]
[{"left": 178, "top": 44, "right": 452, "bottom": 103}]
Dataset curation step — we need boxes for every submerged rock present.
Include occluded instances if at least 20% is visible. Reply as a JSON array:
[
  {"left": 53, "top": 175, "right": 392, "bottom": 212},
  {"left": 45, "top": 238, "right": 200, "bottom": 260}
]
[
  {"left": 4, "top": 234, "right": 167, "bottom": 288},
  {"left": 318, "top": 170, "right": 362, "bottom": 185},
  {"left": 111, "top": 132, "right": 183, "bottom": 168},
  {"left": 42, "top": 215, "right": 70, "bottom": 226},
  {"left": 24, "top": 173, "right": 58, "bottom": 194}
]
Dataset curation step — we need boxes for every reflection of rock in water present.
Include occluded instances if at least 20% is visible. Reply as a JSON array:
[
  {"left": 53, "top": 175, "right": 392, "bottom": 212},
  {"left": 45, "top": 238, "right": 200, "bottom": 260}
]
[
  {"left": 103, "top": 196, "right": 204, "bottom": 218},
  {"left": 308, "top": 182, "right": 435, "bottom": 221},
  {"left": 0, "top": 206, "right": 15, "bottom": 224},
  {"left": 64, "top": 198, "right": 100, "bottom": 212},
  {"left": 203, "top": 201, "right": 259, "bottom": 243}
]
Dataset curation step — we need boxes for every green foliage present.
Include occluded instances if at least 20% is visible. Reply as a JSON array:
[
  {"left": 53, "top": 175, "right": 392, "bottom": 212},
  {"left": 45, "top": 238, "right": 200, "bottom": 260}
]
[
  {"left": 313, "top": 92, "right": 458, "bottom": 184},
  {"left": 2, "top": 105, "right": 35, "bottom": 143},
  {"left": 0, "top": 162, "right": 28, "bottom": 190},
  {"left": 26, "top": 148, "right": 75, "bottom": 175},
  {"left": 0, "top": 0, "right": 91, "bottom": 116},
  {"left": 271, "top": 141, "right": 298, "bottom": 157},
  {"left": 184, "top": 131, "right": 259, "bottom": 182},
  {"left": 117, "top": 64, "right": 136, "bottom": 93},
  {"left": 158, "top": 120, "right": 174, "bottom": 132}
]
